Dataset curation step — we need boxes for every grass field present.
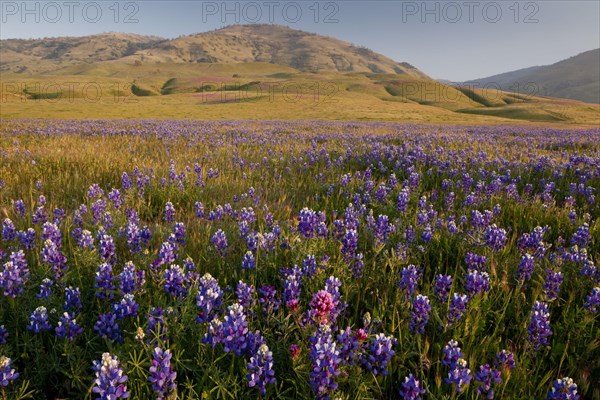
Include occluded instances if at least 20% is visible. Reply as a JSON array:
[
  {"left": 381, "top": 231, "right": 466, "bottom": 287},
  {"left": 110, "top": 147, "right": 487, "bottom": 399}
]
[{"left": 0, "top": 119, "right": 598, "bottom": 399}]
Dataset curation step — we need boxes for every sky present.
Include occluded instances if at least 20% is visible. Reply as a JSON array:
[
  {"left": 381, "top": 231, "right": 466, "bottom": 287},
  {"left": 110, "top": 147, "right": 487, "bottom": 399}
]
[{"left": 1, "top": 0, "right": 599, "bottom": 81}]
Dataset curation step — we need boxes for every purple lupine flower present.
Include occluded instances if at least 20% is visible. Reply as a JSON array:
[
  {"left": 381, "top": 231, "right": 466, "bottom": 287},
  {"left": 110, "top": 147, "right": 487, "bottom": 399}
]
[
  {"left": 94, "top": 312, "right": 123, "bottom": 343},
  {"left": 465, "top": 270, "right": 490, "bottom": 297},
  {"left": 27, "top": 306, "right": 52, "bottom": 334},
  {"left": 92, "top": 353, "right": 129, "bottom": 400},
  {"left": 374, "top": 214, "right": 395, "bottom": 244},
  {"left": 247, "top": 343, "right": 276, "bottom": 396},
  {"left": 475, "top": 364, "right": 502, "bottom": 399},
  {"left": 447, "top": 293, "right": 469, "bottom": 327},
  {"left": 442, "top": 340, "right": 463, "bottom": 369},
  {"left": 1, "top": 219, "right": 16, "bottom": 241},
  {"left": 14, "top": 200, "right": 26, "bottom": 218},
  {"left": 0, "top": 251, "right": 30, "bottom": 298},
  {"left": 236, "top": 281, "right": 256, "bottom": 312},
  {"left": 156, "top": 241, "right": 177, "bottom": 268},
  {"left": 113, "top": 294, "right": 139, "bottom": 319},
  {"left": 172, "top": 222, "right": 186, "bottom": 245},
  {"left": 350, "top": 253, "right": 365, "bottom": 279},
  {"left": 445, "top": 358, "right": 472, "bottom": 393},
  {"left": 149, "top": 347, "right": 177, "bottom": 400},
  {"left": 516, "top": 253, "right": 536, "bottom": 284},
  {"left": 336, "top": 327, "right": 365, "bottom": 365},
  {"left": 64, "top": 286, "right": 82, "bottom": 313},
  {"left": 546, "top": 377, "right": 580, "bottom": 400},
  {"left": 324, "top": 276, "right": 346, "bottom": 324},
  {"left": 196, "top": 273, "right": 223, "bottom": 323},
  {"left": 303, "top": 254, "right": 318, "bottom": 278},
  {"left": 41, "top": 239, "right": 67, "bottom": 279},
  {"left": 146, "top": 307, "right": 168, "bottom": 342},
  {"left": 163, "top": 264, "right": 187, "bottom": 298},
  {"left": 98, "top": 234, "right": 117, "bottom": 265},
  {"left": 543, "top": 269, "right": 563, "bottom": 301},
  {"left": 0, "top": 356, "right": 19, "bottom": 387},
  {"left": 410, "top": 295, "right": 431, "bottom": 334},
  {"left": 309, "top": 325, "right": 341, "bottom": 399},
  {"left": 163, "top": 202, "right": 176, "bottom": 223},
  {"left": 42, "top": 222, "right": 62, "bottom": 247},
  {"left": 483, "top": 224, "right": 508, "bottom": 252},
  {"left": 258, "top": 285, "right": 280, "bottom": 315},
  {"left": 465, "top": 252, "right": 487, "bottom": 271},
  {"left": 95, "top": 263, "right": 115, "bottom": 300},
  {"left": 78, "top": 229, "right": 95, "bottom": 250},
  {"left": 570, "top": 223, "right": 590, "bottom": 247},
  {"left": 400, "top": 373, "right": 425, "bottom": 400},
  {"left": 584, "top": 287, "right": 600, "bottom": 313},
  {"left": 87, "top": 183, "right": 104, "bottom": 199},
  {"left": 218, "top": 303, "right": 251, "bottom": 356},
  {"left": 32, "top": 205, "right": 47, "bottom": 225},
  {"left": 37, "top": 278, "right": 53, "bottom": 299},
  {"left": 495, "top": 350, "right": 516, "bottom": 371},
  {"left": 341, "top": 229, "right": 358, "bottom": 260},
  {"left": 0, "top": 325, "right": 7, "bottom": 345},
  {"left": 283, "top": 272, "right": 302, "bottom": 312},
  {"left": 528, "top": 301, "right": 552, "bottom": 351},
  {"left": 398, "top": 265, "right": 422, "bottom": 300},
  {"left": 434, "top": 274, "right": 453, "bottom": 303},
  {"left": 125, "top": 223, "right": 141, "bottom": 253},
  {"left": 18, "top": 228, "right": 36, "bottom": 249},
  {"left": 298, "top": 207, "right": 320, "bottom": 238},
  {"left": 118, "top": 261, "right": 145, "bottom": 295},
  {"left": 107, "top": 189, "right": 122, "bottom": 209},
  {"left": 210, "top": 229, "right": 228, "bottom": 256},
  {"left": 241, "top": 251, "right": 256, "bottom": 270},
  {"left": 421, "top": 225, "right": 433, "bottom": 243},
  {"left": 361, "top": 333, "right": 396, "bottom": 376},
  {"left": 55, "top": 312, "right": 84, "bottom": 341}
]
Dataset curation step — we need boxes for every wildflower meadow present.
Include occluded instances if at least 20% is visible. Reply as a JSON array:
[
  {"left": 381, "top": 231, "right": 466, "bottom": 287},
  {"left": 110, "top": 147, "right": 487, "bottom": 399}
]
[{"left": 0, "top": 119, "right": 598, "bottom": 399}]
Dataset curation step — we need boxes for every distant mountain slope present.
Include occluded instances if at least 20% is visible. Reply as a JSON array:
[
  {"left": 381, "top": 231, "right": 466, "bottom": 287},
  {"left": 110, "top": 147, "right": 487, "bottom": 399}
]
[
  {"left": 464, "top": 49, "right": 600, "bottom": 104},
  {"left": 0, "top": 24, "right": 427, "bottom": 78}
]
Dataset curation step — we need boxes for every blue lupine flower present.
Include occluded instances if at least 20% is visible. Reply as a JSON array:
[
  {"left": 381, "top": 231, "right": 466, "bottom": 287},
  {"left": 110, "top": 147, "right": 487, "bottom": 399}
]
[
  {"left": 398, "top": 265, "right": 422, "bottom": 300},
  {"left": 546, "top": 377, "right": 580, "bottom": 400},
  {"left": 0, "top": 251, "right": 30, "bottom": 298},
  {"left": 445, "top": 358, "right": 472, "bottom": 393},
  {"left": 442, "top": 340, "right": 463, "bottom": 369},
  {"left": 543, "top": 269, "right": 563, "bottom": 301},
  {"left": 148, "top": 347, "right": 177, "bottom": 400},
  {"left": 447, "top": 293, "right": 469, "bottom": 327},
  {"left": 119, "top": 261, "right": 145, "bottom": 295},
  {"left": 64, "top": 286, "right": 82, "bottom": 313},
  {"left": 210, "top": 229, "right": 228, "bottom": 256},
  {"left": 196, "top": 273, "right": 223, "bottom": 323},
  {"left": 94, "top": 312, "right": 123, "bottom": 343},
  {"left": 95, "top": 263, "right": 115, "bottom": 300},
  {"left": 570, "top": 223, "right": 590, "bottom": 247},
  {"left": 41, "top": 239, "right": 67, "bottom": 279},
  {"left": 410, "top": 295, "right": 431, "bottom": 334},
  {"left": 218, "top": 303, "right": 250, "bottom": 356},
  {"left": 400, "top": 373, "right": 425, "bottom": 400},
  {"left": 483, "top": 224, "right": 507, "bottom": 252},
  {"left": 434, "top": 274, "right": 453, "bottom": 303},
  {"left": 14, "top": 200, "right": 26, "bottom": 218},
  {"left": 465, "top": 270, "right": 490, "bottom": 296},
  {"left": 516, "top": 253, "right": 536, "bottom": 283},
  {"left": 258, "top": 285, "right": 280, "bottom": 315},
  {"left": 27, "top": 306, "right": 52, "bottom": 334},
  {"left": 360, "top": 333, "right": 396, "bottom": 376},
  {"left": 92, "top": 353, "right": 129, "bottom": 400},
  {"left": 584, "top": 287, "right": 600, "bottom": 313},
  {"left": 309, "top": 325, "right": 341, "bottom": 399},
  {"left": 0, "top": 356, "right": 19, "bottom": 387},
  {"left": 55, "top": 312, "right": 83, "bottom": 341},
  {"left": 163, "top": 202, "right": 176, "bottom": 223},
  {"left": 163, "top": 264, "right": 187, "bottom": 298},
  {"left": 495, "top": 350, "right": 516, "bottom": 370},
  {"left": 241, "top": 251, "right": 256, "bottom": 270},
  {"left": 113, "top": 294, "right": 139, "bottom": 319},
  {"left": 236, "top": 281, "right": 256, "bottom": 312},
  {"left": 465, "top": 252, "right": 487, "bottom": 271},
  {"left": 18, "top": 228, "right": 36, "bottom": 249},
  {"left": 1, "top": 218, "right": 16, "bottom": 241},
  {"left": 341, "top": 229, "right": 358, "bottom": 260},
  {"left": 528, "top": 301, "right": 552, "bottom": 350},
  {"left": 475, "top": 364, "right": 502, "bottom": 399},
  {"left": 0, "top": 325, "right": 7, "bottom": 345},
  {"left": 247, "top": 344, "right": 276, "bottom": 396}
]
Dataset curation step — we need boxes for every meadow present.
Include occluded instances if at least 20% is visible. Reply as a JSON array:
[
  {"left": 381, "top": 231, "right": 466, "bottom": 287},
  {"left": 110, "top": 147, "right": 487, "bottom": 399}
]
[{"left": 0, "top": 119, "right": 598, "bottom": 399}]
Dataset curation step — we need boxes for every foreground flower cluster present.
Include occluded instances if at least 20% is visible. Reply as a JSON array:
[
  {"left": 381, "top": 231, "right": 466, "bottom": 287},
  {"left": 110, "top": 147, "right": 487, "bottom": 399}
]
[{"left": 0, "top": 120, "right": 598, "bottom": 399}]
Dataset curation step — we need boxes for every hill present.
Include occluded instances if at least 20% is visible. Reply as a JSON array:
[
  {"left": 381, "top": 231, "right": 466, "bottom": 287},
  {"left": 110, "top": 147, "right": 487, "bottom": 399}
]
[{"left": 464, "top": 49, "right": 600, "bottom": 104}]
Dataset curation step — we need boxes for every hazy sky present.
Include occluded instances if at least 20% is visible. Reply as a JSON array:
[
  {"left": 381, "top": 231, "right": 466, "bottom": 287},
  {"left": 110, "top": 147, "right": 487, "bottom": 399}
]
[{"left": 1, "top": 1, "right": 598, "bottom": 81}]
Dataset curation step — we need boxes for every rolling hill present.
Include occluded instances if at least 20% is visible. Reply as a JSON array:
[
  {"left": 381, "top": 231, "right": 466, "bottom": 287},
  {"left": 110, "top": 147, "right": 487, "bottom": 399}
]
[
  {"left": 1, "top": 25, "right": 598, "bottom": 124},
  {"left": 464, "top": 49, "right": 600, "bottom": 104}
]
